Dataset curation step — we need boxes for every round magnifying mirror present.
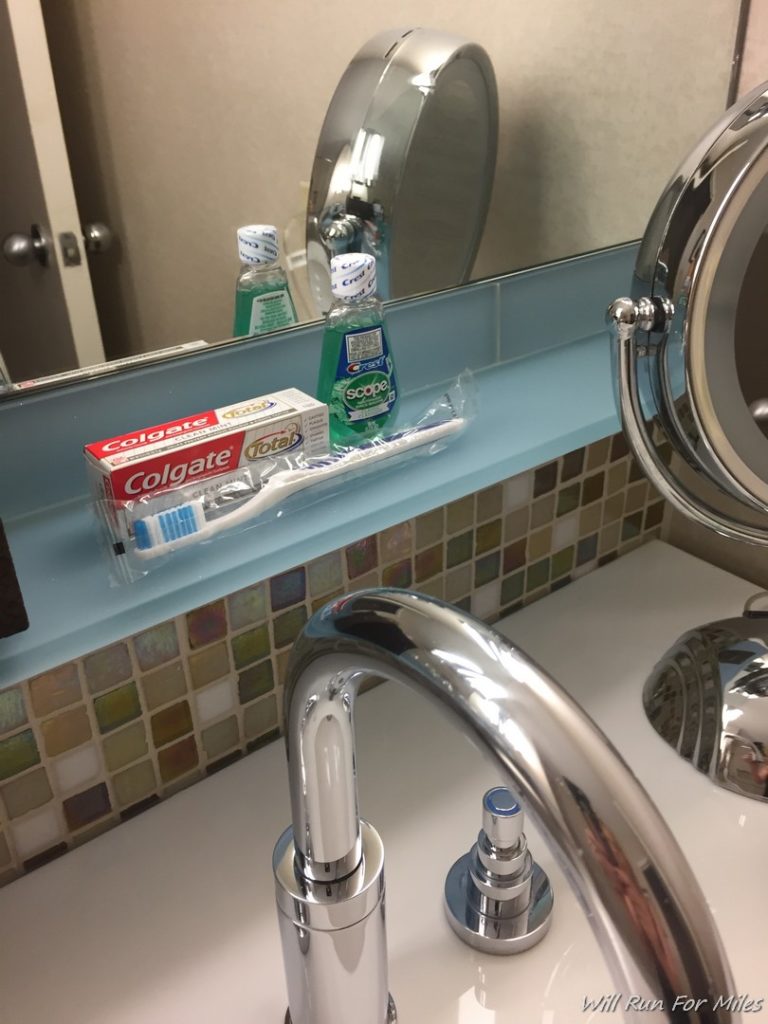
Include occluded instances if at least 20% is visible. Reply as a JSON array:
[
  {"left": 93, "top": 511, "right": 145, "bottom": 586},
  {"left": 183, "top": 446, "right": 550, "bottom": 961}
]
[
  {"left": 609, "top": 80, "right": 768, "bottom": 545},
  {"left": 306, "top": 27, "right": 498, "bottom": 314}
]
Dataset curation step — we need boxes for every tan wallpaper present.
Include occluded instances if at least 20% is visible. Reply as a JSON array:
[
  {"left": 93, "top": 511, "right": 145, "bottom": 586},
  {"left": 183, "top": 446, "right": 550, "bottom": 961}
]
[{"left": 40, "top": 0, "right": 740, "bottom": 358}]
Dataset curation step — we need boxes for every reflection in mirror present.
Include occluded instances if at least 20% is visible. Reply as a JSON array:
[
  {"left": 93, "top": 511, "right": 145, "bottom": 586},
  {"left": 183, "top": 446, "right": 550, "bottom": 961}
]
[
  {"left": 0, "top": 0, "right": 745, "bottom": 392},
  {"left": 736, "top": 229, "right": 768, "bottom": 438}
]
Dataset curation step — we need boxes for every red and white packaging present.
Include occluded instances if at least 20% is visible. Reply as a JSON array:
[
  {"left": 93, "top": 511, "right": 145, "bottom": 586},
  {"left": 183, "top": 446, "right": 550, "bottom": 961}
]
[{"left": 85, "top": 389, "right": 329, "bottom": 541}]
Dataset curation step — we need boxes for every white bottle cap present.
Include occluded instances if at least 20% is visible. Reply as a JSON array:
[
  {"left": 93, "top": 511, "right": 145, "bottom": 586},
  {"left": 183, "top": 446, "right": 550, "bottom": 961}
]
[
  {"left": 330, "top": 253, "right": 377, "bottom": 300},
  {"left": 237, "top": 225, "right": 279, "bottom": 265}
]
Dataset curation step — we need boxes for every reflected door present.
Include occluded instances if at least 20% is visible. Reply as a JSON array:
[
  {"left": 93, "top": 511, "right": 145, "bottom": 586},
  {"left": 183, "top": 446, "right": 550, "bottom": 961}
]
[{"left": 0, "top": 0, "right": 104, "bottom": 382}]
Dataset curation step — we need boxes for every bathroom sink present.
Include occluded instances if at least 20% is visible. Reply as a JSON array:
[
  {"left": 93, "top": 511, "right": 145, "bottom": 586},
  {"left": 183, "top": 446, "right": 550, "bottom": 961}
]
[{"left": 0, "top": 540, "right": 765, "bottom": 1022}]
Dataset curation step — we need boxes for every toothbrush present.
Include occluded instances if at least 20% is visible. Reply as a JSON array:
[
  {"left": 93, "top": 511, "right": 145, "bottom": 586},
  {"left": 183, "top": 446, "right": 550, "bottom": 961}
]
[{"left": 132, "top": 416, "right": 465, "bottom": 559}]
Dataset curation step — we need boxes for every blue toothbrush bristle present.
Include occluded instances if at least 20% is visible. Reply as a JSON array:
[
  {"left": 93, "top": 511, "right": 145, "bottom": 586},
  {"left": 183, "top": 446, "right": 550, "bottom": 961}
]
[
  {"left": 135, "top": 503, "right": 202, "bottom": 550},
  {"left": 134, "top": 519, "right": 151, "bottom": 550}
]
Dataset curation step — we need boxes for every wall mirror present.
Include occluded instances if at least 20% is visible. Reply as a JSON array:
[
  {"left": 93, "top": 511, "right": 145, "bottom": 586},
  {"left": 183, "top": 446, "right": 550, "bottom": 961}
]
[
  {"left": 608, "top": 78, "right": 768, "bottom": 804},
  {"left": 0, "top": 0, "right": 747, "bottom": 393}
]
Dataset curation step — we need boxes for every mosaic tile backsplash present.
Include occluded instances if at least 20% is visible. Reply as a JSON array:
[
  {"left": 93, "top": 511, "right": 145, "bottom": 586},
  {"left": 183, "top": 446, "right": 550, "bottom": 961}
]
[{"left": 0, "top": 433, "right": 664, "bottom": 887}]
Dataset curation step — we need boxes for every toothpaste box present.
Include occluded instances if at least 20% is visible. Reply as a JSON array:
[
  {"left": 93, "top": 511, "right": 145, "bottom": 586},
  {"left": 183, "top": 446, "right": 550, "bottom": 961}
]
[{"left": 85, "top": 389, "right": 329, "bottom": 538}]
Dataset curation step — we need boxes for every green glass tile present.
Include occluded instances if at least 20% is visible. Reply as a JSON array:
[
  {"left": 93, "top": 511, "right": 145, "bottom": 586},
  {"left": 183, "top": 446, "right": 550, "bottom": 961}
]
[
  {"left": 625, "top": 481, "right": 647, "bottom": 513},
  {"left": 188, "top": 642, "right": 230, "bottom": 690},
  {"left": 94, "top": 682, "right": 141, "bottom": 735},
  {"left": 231, "top": 623, "right": 270, "bottom": 669},
  {"left": 474, "top": 552, "right": 500, "bottom": 588},
  {"left": 186, "top": 600, "right": 227, "bottom": 649},
  {"left": 151, "top": 700, "right": 193, "bottom": 748},
  {"left": 102, "top": 721, "right": 148, "bottom": 772},
  {"left": 307, "top": 553, "right": 342, "bottom": 599},
  {"left": 62, "top": 783, "right": 111, "bottom": 831},
  {"left": 600, "top": 522, "right": 621, "bottom": 555},
  {"left": 112, "top": 760, "right": 157, "bottom": 809},
  {"left": 243, "top": 695, "right": 278, "bottom": 740},
  {"left": 644, "top": 500, "right": 665, "bottom": 531},
  {"left": 527, "top": 527, "right": 551, "bottom": 561},
  {"left": 576, "top": 534, "right": 598, "bottom": 566},
  {"left": 621, "top": 512, "right": 644, "bottom": 542},
  {"left": 476, "top": 484, "right": 502, "bottom": 523},
  {"left": 83, "top": 643, "right": 132, "bottom": 695},
  {"left": 0, "top": 688, "right": 26, "bottom": 736},
  {"left": 238, "top": 659, "right": 274, "bottom": 705},
  {"left": 202, "top": 716, "right": 239, "bottom": 760},
  {"left": 345, "top": 536, "right": 378, "bottom": 579},
  {"left": 29, "top": 663, "right": 81, "bottom": 717},
  {"left": 533, "top": 462, "right": 558, "bottom": 497},
  {"left": 379, "top": 522, "right": 412, "bottom": 563},
  {"left": 445, "top": 565, "right": 472, "bottom": 602},
  {"left": 418, "top": 575, "right": 444, "bottom": 600},
  {"left": 0, "top": 730, "right": 40, "bottom": 781},
  {"left": 603, "top": 493, "right": 625, "bottom": 525},
  {"left": 607, "top": 461, "right": 627, "bottom": 495},
  {"left": 1, "top": 767, "right": 53, "bottom": 819},
  {"left": 501, "top": 572, "right": 524, "bottom": 606},
  {"left": 273, "top": 606, "right": 308, "bottom": 649},
  {"left": 579, "top": 504, "right": 602, "bottom": 536},
  {"left": 382, "top": 559, "right": 412, "bottom": 588},
  {"left": 446, "top": 530, "right": 473, "bottom": 569},
  {"left": 158, "top": 736, "right": 199, "bottom": 784},
  {"left": 581, "top": 472, "right": 605, "bottom": 506},
  {"left": 415, "top": 543, "right": 443, "bottom": 583},
  {"left": 141, "top": 660, "right": 187, "bottom": 711},
  {"left": 446, "top": 496, "right": 474, "bottom": 535},
  {"left": 415, "top": 508, "right": 444, "bottom": 550},
  {"left": 526, "top": 558, "right": 550, "bottom": 592},
  {"left": 227, "top": 582, "right": 266, "bottom": 630},
  {"left": 133, "top": 621, "right": 179, "bottom": 672},
  {"left": 475, "top": 519, "right": 502, "bottom": 556},
  {"left": 502, "top": 539, "right": 526, "bottom": 575},
  {"left": 551, "top": 546, "right": 575, "bottom": 580},
  {"left": 560, "top": 449, "right": 584, "bottom": 482},
  {"left": 556, "top": 483, "right": 580, "bottom": 517},
  {"left": 270, "top": 567, "right": 307, "bottom": 613}
]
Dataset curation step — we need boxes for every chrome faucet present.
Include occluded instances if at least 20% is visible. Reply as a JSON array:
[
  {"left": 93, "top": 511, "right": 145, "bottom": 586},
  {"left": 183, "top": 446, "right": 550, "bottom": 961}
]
[{"left": 273, "top": 590, "right": 736, "bottom": 1024}]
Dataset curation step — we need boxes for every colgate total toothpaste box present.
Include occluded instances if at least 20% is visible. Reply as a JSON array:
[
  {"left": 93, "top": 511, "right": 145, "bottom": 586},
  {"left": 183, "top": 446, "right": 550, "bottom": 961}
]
[{"left": 85, "top": 389, "right": 329, "bottom": 539}]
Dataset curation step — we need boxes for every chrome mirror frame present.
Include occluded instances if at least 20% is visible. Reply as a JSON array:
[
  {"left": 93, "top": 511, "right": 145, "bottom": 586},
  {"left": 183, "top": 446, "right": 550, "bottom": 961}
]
[{"left": 607, "top": 80, "right": 768, "bottom": 545}]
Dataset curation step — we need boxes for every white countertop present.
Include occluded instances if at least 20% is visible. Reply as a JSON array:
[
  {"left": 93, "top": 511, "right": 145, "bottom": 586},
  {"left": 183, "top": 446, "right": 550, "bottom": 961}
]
[{"left": 1, "top": 540, "right": 766, "bottom": 1023}]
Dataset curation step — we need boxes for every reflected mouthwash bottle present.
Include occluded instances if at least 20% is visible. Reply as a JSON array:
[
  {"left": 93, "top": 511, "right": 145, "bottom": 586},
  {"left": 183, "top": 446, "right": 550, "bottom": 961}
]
[
  {"left": 317, "top": 254, "right": 398, "bottom": 445},
  {"left": 233, "top": 225, "right": 298, "bottom": 337}
]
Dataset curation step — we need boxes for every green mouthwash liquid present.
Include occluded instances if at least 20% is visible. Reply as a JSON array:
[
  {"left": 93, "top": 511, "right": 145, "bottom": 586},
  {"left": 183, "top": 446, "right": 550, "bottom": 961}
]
[
  {"left": 316, "top": 254, "right": 398, "bottom": 445},
  {"left": 233, "top": 225, "right": 298, "bottom": 338}
]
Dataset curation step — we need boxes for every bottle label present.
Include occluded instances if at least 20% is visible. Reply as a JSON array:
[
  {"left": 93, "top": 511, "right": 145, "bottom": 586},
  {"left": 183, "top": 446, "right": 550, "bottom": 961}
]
[
  {"left": 249, "top": 289, "right": 296, "bottom": 335},
  {"left": 331, "top": 325, "right": 397, "bottom": 423}
]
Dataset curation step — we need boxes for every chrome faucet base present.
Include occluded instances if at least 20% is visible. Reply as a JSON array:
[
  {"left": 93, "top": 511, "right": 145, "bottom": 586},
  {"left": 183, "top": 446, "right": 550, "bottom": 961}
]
[
  {"left": 444, "top": 856, "right": 553, "bottom": 955},
  {"left": 284, "top": 996, "right": 397, "bottom": 1024}
]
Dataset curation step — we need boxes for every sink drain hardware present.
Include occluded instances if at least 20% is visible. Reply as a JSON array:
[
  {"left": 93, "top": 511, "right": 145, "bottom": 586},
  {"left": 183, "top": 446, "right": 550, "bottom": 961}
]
[{"left": 444, "top": 786, "right": 554, "bottom": 954}]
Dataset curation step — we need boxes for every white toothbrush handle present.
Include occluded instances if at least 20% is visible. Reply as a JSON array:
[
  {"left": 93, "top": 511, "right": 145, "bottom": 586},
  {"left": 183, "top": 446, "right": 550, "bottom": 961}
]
[{"left": 134, "top": 417, "right": 465, "bottom": 559}]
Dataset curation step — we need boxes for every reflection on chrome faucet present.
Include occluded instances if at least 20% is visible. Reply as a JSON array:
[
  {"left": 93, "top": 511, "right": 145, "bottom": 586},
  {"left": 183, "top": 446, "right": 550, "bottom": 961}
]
[{"left": 272, "top": 590, "right": 736, "bottom": 1024}]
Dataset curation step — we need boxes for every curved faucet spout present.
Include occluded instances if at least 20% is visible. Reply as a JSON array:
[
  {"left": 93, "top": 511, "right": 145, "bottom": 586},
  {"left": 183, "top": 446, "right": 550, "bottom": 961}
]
[{"left": 277, "top": 589, "right": 735, "bottom": 1024}]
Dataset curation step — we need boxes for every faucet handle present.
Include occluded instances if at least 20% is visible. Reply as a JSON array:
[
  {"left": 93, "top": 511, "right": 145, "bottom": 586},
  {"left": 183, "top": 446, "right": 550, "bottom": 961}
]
[{"left": 444, "top": 786, "right": 554, "bottom": 955}]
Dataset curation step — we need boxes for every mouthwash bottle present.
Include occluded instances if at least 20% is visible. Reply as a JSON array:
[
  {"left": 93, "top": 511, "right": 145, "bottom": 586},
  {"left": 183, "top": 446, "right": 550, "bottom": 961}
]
[
  {"left": 233, "top": 225, "right": 298, "bottom": 337},
  {"left": 317, "top": 254, "right": 398, "bottom": 445}
]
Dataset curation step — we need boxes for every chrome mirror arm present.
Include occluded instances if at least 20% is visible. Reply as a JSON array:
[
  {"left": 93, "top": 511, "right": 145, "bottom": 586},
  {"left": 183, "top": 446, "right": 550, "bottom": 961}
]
[{"left": 608, "top": 297, "right": 768, "bottom": 546}]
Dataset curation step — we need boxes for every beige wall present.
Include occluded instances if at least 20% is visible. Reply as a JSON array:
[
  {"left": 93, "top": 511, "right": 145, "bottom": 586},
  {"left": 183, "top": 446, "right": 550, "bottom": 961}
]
[{"left": 41, "top": 0, "right": 740, "bottom": 359}]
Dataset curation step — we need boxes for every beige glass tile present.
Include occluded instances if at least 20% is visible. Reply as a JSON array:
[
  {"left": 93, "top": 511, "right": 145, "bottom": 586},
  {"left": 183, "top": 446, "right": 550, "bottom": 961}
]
[
  {"left": 476, "top": 485, "right": 503, "bottom": 523},
  {"left": 445, "top": 564, "right": 473, "bottom": 602},
  {"left": 415, "top": 508, "right": 444, "bottom": 550},
  {"left": 201, "top": 716, "right": 239, "bottom": 760},
  {"left": 51, "top": 744, "right": 101, "bottom": 795},
  {"left": 503, "top": 508, "right": 529, "bottom": 543},
  {"left": 528, "top": 527, "right": 552, "bottom": 561},
  {"left": 586, "top": 437, "right": 611, "bottom": 471},
  {"left": 1, "top": 767, "right": 53, "bottom": 820},
  {"left": 29, "top": 663, "right": 81, "bottom": 717},
  {"left": 606, "top": 462, "right": 628, "bottom": 495},
  {"left": 579, "top": 504, "right": 602, "bottom": 537},
  {"left": 418, "top": 575, "right": 445, "bottom": 600},
  {"left": 102, "top": 721, "right": 148, "bottom": 772},
  {"left": 379, "top": 522, "right": 413, "bottom": 564},
  {"left": 141, "top": 660, "right": 187, "bottom": 711},
  {"left": 188, "top": 642, "right": 230, "bottom": 690},
  {"left": 227, "top": 582, "right": 266, "bottom": 630},
  {"left": 113, "top": 760, "right": 157, "bottom": 809},
  {"left": 82, "top": 643, "right": 132, "bottom": 695},
  {"left": 349, "top": 570, "right": 378, "bottom": 589},
  {"left": 600, "top": 521, "right": 621, "bottom": 555},
  {"left": 530, "top": 495, "right": 555, "bottom": 529},
  {"left": 151, "top": 700, "right": 193, "bottom": 748},
  {"left": 244, "top": 695, "right": 278, "bottom": 741},
  {"left": 603, "top": 493, "right": 626, "bottom": 525},
  {"left": 625, "top": 481, "right": 648, "bottom": 513},
  {"left": 158, "top": 736, "right": 199, "bottom": 784},
  {"left": 307, "top": 553, "right": 342, "bottom": 599},
  {"left": 41, "top": 706, "right": 91, "bottom": 758},
  {"left": 446, "top": 496, "right": 474, "bottom": 535}
]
